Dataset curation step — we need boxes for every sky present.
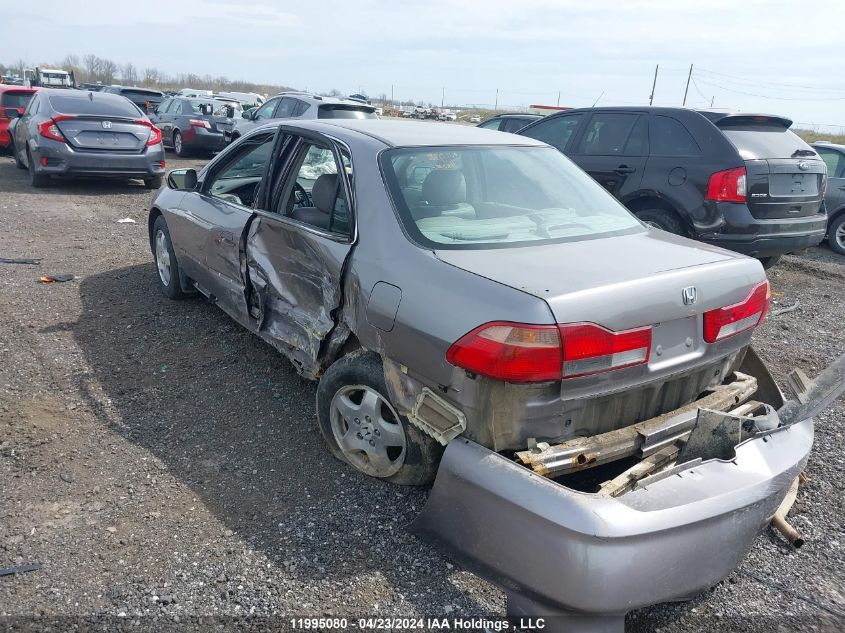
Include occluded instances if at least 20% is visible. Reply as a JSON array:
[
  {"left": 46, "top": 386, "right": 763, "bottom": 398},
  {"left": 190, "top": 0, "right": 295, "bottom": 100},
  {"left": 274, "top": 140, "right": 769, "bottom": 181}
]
[{"left": 4, "top": 0, "right": 845, "bottom": 131}]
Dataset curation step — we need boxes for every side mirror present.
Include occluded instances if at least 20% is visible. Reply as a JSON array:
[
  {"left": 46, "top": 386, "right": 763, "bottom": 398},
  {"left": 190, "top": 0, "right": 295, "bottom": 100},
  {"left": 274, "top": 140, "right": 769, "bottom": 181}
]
[
  {"left": 4, "top": 108, "right": 20, "bottom": 119},
  {"left": 167, "top": 168, "right": 198, "bottom": 191},
  {"left": 242, "top": 109, "right": 254, "bottom": 120}
]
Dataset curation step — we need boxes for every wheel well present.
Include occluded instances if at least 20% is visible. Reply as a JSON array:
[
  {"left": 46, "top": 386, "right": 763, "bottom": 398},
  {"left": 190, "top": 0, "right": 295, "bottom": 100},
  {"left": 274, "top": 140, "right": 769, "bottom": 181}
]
[
  {"left": 148, "top": 207, "right": 163, "bottom": 253},
  {"left": 625, "top": 196, "right": 687, "bottom": 227},
  {"left": 830, "top": 206, "right": 845, "bottom": 225}
]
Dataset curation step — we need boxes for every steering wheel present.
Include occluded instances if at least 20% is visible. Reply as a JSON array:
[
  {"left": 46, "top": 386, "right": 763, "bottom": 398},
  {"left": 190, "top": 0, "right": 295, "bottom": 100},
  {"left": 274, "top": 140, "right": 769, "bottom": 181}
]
[{"left": 293, "top": 182, "right": 312, "bottom": 208}]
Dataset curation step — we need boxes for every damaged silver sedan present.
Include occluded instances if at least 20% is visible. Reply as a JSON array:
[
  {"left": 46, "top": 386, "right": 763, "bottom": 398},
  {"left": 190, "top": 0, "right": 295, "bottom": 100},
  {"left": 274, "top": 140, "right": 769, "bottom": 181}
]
[{"left": 148, "top": 120, "right": 844, "bottom": 632}]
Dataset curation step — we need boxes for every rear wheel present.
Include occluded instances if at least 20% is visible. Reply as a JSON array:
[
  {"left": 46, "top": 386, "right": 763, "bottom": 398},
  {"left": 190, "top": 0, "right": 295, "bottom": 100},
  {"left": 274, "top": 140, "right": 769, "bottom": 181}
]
[
  {"left": 27, "top": 149, "right": 49, "bottom": 188},
  {"left": 152, "top": 216, "right": 186, "bottom": 299},
  {"left": 635, "top": 208, "right": 685, "bottom": 235},
  {"left": 173, "top": 131, "right": 188, "bottom": 157},
  {"left": 316, "top": 352, "right": 443, "bottom": 486},
  {"left": 758, "top": 255, "right": 781, "bottom": 269},
  {"left": 829, "top": 214, "right": 845, "bottom": 256}
]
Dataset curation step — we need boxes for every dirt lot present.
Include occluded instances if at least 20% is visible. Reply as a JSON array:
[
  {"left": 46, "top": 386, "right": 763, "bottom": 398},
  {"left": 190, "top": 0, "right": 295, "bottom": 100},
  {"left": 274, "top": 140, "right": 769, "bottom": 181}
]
[{"left": 1, "top": 150, "right": 843, "bottom": 633}]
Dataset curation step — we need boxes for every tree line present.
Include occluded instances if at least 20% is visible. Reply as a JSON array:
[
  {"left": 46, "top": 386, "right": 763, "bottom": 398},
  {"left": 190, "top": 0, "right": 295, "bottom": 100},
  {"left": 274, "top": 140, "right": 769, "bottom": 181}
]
[{"left": 0, "top": 54, "right": 294, "bottom": 96}]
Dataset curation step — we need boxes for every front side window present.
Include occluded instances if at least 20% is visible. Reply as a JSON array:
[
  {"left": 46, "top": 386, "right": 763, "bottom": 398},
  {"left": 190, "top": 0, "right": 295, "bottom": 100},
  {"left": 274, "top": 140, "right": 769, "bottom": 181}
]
[
  {"left": 206, "top": 133, "right": 276, "bottom": 208},
  {"left": 576, "top": 113, "right": 640, "bottom": 155},
  {"left": 253, "top": 98, "right": 279, "bottom": 121},
  {"left": 816, "top": 148, "right": 844, "bottom": 179},
  {"left": 520, "top": 114, "right": 583, "bottom": 152},
  {"left": 477, "top": 118, "right": 502, "bottom": 130},
  {"left": 381, "top": 145, "right": 643, "bottom": 249},
  {"left": 501, "top": 117, "right": 534, "bottom": 133}
]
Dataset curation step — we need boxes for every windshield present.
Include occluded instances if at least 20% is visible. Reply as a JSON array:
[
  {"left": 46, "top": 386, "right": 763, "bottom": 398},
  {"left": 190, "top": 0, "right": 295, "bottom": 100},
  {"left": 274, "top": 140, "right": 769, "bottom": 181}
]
[
  {"left": 0, "top": 91, "right": 35, "bottom": 109},
  {"left": 381, "top": 146, "right": 643, "bottom": 249},
  {"left": 187, "top": 98, "right": 242, "bottom": 116}
]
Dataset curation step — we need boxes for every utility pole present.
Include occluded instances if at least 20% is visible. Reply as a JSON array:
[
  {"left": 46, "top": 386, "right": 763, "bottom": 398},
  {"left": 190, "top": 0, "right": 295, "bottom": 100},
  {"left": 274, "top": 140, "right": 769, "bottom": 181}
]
[
  {"left": 391, "top": 84, "right": 394, "bottom": 105},
  {"left": 710, "top": 95, "right": 714, "bottom": 108},
  {"left": 557, "top": 91, "right": 560, "bottom": 106},
  {"left": 441, "top": 87, "right": 445, "bottom": 108},
  {"left": 682, "top": 64, "right": 693, "bottom": 106},
  {"left": 494, "top": 88, "right": 499, "bottom": 111},
  {"left": 649, "top": 64, "right": 659, "bottom": 106}
]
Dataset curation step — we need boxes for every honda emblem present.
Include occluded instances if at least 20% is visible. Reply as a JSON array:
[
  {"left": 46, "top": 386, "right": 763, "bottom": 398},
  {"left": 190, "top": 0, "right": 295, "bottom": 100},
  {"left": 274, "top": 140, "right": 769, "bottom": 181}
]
[
  {"left": 682, "top": 286, "right": 697, "bottom": 305},
  {"left": 102, "top": 120, "right": 112, "bottom": 129}
]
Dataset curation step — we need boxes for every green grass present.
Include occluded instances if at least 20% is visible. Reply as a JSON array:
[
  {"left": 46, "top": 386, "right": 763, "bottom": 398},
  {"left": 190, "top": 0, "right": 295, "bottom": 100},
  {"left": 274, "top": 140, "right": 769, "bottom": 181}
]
[{"left": 795, "top": 130, "right": 845, "bottom": 145}]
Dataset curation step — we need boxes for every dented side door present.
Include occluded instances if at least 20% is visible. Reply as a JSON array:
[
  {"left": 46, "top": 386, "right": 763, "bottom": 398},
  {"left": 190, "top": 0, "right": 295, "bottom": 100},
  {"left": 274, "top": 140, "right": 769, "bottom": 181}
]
[{"left": 244, "top": 133, "right": 355, "bottom": 378}]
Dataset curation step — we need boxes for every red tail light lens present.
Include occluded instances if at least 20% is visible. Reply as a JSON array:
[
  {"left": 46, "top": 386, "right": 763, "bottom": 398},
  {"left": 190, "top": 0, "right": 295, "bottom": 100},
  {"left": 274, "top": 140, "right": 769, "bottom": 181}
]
[
  {"left": 189, "top": 119, "right": 211, "bottom": 129},
  {"left": 560, "top": 323, "right": 652, "bottom": 378},
  {"left": 446, "top": 321, "right": 653, "bottom": 383},
  {"left": 706, "top": 167, "right": 747, "bottom": 202},
  {"left": 134, "top": 119, "right": 162, "bottom": 146},
  {"left": 38, "top": 118, "right": 68, "bottom": 142},
  {"left": 446, "top": 322, "right": 562, "bottom": 383},
  {"left": 703, "top": 281, "right": 770, "bottom": 343}
]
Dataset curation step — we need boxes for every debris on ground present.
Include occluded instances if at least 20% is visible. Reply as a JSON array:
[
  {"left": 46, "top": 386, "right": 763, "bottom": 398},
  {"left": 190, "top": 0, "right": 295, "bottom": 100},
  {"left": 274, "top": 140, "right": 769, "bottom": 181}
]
[
  {"left": 39, "top": 274, "right": 75, "bottom": 283},
  {"left": 0, "top": 256, "right": 40, "bottom": 265}
]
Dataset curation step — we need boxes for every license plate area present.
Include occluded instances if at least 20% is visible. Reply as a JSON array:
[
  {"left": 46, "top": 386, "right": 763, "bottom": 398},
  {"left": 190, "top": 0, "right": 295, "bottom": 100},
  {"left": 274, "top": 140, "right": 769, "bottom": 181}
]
[{"left": 769, "top": 173, "right": 820, "bottom": 197}]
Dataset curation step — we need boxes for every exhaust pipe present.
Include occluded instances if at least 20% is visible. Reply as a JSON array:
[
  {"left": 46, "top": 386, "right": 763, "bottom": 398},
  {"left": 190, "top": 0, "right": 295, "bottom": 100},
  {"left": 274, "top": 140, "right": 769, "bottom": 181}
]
[{"left": 771, "top": 475, "right": 804, "bottom": 548}]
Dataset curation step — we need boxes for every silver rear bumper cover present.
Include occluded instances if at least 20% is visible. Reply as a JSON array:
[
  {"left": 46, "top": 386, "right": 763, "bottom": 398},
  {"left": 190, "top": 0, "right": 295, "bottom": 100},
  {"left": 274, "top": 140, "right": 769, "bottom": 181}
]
[{"left": 412, "top": 417, "right": 814, "bottom": 631}]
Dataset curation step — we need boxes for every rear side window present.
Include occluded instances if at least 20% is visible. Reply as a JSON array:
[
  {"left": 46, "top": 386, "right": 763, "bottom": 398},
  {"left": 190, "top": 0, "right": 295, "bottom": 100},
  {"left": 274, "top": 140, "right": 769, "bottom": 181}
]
[
  {"left": 817, "top": 148, "right": 845, "bottom": 178},
  {"left": 477, "top": 119, "right": 502, "bottom": 130},
  {"left": 650, "top": 116, "right": 700, "bottom": 156},
  {"left": 318, "top": 105, "right": 376, "bottom": 119},
  {"left": 49, "top": 95, "right": 141, "bottom": 117},
  {"left": 501, "top": 118, "right": 532, "bottom": 133},
  {"left": 291, "top": 99, "right": 309, "bottom": 116},
  {"left": 577, "top": 113, "right": 640, "bottom": 155},
  {"left": 0, "top": 91, "right": 35, "bottom": 109},
  {"left": 520, "top": 114, "right": 583, "bottom": 152},
  {"left": 719, "top": 124, "right": 812, "bottom": 160}
]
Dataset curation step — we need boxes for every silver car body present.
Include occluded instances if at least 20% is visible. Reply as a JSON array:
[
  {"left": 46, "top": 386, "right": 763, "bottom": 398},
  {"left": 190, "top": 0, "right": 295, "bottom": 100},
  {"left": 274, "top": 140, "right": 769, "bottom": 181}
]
[
  {"left": 11, "top": 88, "right": 164, "bottom": 182},
  {"left": 148, "top": 120, "right": 841, "bottom": 631}
]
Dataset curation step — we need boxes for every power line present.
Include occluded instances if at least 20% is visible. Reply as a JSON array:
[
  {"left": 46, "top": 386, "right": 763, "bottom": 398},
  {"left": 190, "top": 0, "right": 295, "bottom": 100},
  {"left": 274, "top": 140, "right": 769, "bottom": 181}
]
[
  {"left": 694, "top": 76, "right": 845, "bottom": 101},
  {"left": 696, "top": 67, "right": 845, "bottom": 93}
]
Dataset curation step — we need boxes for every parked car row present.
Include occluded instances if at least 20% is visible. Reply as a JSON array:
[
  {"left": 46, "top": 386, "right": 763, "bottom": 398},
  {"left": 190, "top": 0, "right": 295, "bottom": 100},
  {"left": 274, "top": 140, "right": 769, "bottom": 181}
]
[{"left": 477, "top": 106, "right": 836, "bottom": 263}]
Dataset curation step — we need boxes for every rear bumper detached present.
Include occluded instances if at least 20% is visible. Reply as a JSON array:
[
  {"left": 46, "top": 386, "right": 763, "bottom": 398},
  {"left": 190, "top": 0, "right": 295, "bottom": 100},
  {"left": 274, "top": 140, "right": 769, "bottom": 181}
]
[
  {"left": 33, "top": 141, "right": 165, "bottom": 179},
  {"left": 412, "top": 353, "right": 844, "bottom": 633}
]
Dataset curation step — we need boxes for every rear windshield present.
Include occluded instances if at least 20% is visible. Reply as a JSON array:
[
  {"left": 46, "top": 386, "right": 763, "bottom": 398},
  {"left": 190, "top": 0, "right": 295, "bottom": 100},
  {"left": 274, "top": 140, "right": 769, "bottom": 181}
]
[
  {"left": 0, "top": 91, "right": 35, "bottom": 109},
  {"left": 381, "top": 146, "right": 643, "bottom": 249},
  {"left": 121, "top": 90, "right": 162, "bottom": 103},
  {"left": 318, "top": 105, "right": 376, "bottom": 119},
  {"left": 49, "top": 95, "right": 141, "bottom": 117},
  {"left": 720, "top": 124, "right": 813, "bottom": 160}
]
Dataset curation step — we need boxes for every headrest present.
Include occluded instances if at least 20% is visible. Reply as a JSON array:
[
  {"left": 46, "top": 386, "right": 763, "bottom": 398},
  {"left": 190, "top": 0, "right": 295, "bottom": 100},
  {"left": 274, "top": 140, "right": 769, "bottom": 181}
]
[
  {"left": 422, "top": 169, "right": 466, "bottom": 206},
  {"left": 312, "top": 173, "right": 338, "bottom": 213}
]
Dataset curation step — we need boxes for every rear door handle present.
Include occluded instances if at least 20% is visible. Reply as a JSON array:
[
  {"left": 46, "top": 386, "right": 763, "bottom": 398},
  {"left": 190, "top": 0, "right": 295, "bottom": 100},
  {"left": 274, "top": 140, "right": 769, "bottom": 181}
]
[{"left": 614, "top": 165, "right": 636, "bottom": 174}]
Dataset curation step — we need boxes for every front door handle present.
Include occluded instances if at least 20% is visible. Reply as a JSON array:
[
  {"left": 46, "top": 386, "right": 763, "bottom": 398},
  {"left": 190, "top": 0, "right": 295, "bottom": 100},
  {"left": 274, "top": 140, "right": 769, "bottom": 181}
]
[{"left": 614, "top": 165, "right": 636, "bottom": 174}]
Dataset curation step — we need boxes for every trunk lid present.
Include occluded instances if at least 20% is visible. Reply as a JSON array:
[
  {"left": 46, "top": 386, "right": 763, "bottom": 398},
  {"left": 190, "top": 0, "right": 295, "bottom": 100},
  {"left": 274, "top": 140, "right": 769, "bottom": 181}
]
[
  {"left": 435, "top": 230, "right": 765, "bottom": 340},
  {"left": 715, "top": 115, "right": 826, "bottom": 220},
  {"left": 55, "top": 117, "right": 150, "bottom": 152}
]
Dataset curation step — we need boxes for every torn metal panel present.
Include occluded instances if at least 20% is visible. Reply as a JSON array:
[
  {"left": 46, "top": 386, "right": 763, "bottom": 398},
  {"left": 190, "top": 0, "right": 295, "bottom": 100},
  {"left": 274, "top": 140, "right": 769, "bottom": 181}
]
[
  {"left": 677, "top": 407, "right": 743, "bottom": 462},
  {"left": 516, "top": 372, "right": 757, "bottom": 477},
  {"left": 244, "top": 215, "right": 352, "bottom": 379},
  {"left": 779, "top": 352, "right": 845, "bottom": 424},
  {"left": 410, "top": 387, "right": 466, "bottom": 445}
]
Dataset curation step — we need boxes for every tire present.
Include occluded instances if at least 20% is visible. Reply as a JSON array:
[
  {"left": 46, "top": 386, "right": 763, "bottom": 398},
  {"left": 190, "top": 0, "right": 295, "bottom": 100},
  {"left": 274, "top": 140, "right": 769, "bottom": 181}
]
[
  {"left": 758, "top": 255, "right": 781, "bottom": 269},
  {"left": 173, "top": 131, "right": 188, "bottom": 157},
  {"left": 145, "top": 175, "right": 164, "bottom": 190},
  {"left": 27, "top": 149, "right": 49, "bottom": 188},
  {"left": 152, "top": 215, "right": 186, "bottom": 299},
  {"left": 828, "top": 214, "right": 845, "bottom": 256},
  {"left": 635, "top": 208, "right": 685, "bottom": 235},
  {"left": 316, "top": 352, "right": 443, "bottom": 486},
  {"left": 12, "top": 140, "right": 26, "bottom": 170}
]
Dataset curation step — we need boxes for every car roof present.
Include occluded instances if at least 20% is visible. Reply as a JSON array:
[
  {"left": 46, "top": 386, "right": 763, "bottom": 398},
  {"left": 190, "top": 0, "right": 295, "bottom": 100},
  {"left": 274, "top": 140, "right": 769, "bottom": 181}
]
[
  {"left": 273, "top": 92, "right": 375, "bottom": 108},
  {"left": 812, "top": 141, "right": 845, "bottom": 152},
  {"left": 0, "top": 85, "right": 38, "bottom": 93},
  {"left": 257, "top": 119, "right": 548, "bottom": 148},
  {"left": 487, "top": 113, "right": 543, "bottom": 119}
]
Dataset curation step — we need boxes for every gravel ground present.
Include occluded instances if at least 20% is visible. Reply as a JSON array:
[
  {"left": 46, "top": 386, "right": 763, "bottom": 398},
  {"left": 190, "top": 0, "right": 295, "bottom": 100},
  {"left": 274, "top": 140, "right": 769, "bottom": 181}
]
[{"left": 0, "top": 150, "right": 843, "bottom": 633}]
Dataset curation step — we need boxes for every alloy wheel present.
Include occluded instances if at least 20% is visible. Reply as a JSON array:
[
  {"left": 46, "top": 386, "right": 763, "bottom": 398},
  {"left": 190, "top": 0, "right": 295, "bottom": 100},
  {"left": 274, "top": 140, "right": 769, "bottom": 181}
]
[
  {"left": 155, "top": 230, "right": 172, "bottom": 286},
  {"left": 329, "top": 384, "right": 407, "bottom": 478}
]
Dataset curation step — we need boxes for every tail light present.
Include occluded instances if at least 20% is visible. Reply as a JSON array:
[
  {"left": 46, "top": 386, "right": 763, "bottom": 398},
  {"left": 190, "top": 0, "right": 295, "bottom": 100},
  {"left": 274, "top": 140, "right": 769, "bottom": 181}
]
[
  {"left": 134, "top": 119, "right": 162, "bottom": 146},
  {"left": 706, "top": 167, "right": 746, "bottom": 203},
  {"left": 190, "top": 119, "right": 211, "bottom": 129},
  {"left": 560, "top": 323, "right": 652, "bottom": 378},
  {"left": 38, "top": 116, "right": 73, "bottom": 142},
  {"left": 703, "top": 280, "right": 770, "bottom": 343},
  {"left": 446, "top": 321, "right": 652, "bottom": 383}
]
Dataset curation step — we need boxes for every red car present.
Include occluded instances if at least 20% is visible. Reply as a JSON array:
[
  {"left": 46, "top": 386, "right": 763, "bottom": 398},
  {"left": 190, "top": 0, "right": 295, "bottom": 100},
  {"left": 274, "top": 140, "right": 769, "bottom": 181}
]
[{"left": 0, "top": 85, "right": 39, "bottom": 150}]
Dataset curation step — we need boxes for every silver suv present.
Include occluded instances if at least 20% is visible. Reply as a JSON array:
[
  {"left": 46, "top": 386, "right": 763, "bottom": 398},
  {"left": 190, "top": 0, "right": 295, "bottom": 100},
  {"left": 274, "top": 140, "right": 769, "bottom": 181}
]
[{"left": 225, "top": 92, "right": 375, "bottom": 143}]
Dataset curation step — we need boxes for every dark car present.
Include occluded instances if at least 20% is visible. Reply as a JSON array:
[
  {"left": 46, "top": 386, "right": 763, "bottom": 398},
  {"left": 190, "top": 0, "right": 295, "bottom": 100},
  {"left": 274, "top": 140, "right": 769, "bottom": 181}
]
[
  {"left": 0, "top": 85, "right": 38, "bottom": 152},
  {"left": 477, "top": 112, "right": 542, "bottom": 133},
  {"left": 152, "top": 96, "right": 236, "bottom": 157},
  {"left": 8, "top": 88, "right": 164, "bottom": 188},
  {"left": 811, "top": 142, "right": 845, "bottom": 255},
  {"left": 518, "top": 107, "right": 828, "bottom": 267},
  {"left": 101, "top": 85, "right": 165, "bottom": 115}
]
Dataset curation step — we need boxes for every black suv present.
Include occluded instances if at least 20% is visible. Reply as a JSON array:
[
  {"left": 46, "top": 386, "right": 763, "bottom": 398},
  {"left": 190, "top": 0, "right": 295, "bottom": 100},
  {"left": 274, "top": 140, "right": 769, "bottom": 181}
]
[{"left": 518, "top": 107, "right": 828, "bottom": 266}]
